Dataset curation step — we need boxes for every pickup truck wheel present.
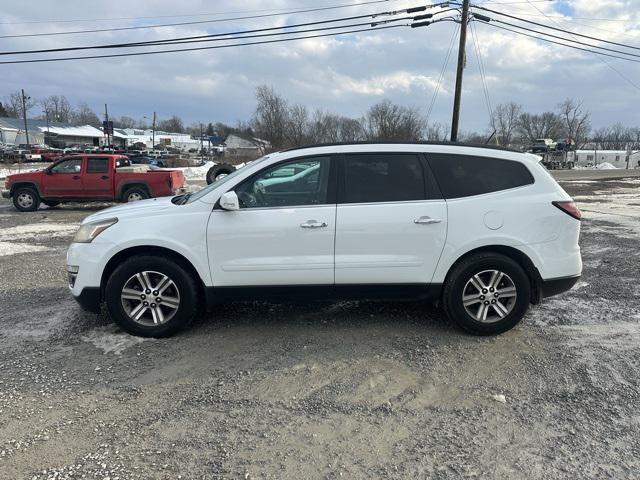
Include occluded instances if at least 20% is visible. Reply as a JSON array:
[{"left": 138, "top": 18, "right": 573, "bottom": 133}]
[
  {"left": 123, "top": 187, "right": 149, "bottom": 202},
  {"left": 442, "top": 253, "right": 530, "bottom": 335},
  {"left": 13, "top": 187, "right": 40, "bottom": 212},
  {"left": 206, "top": 163, "right": 235, "bottom": 185},
  {"left": 105, "top": 255, "right": 199, "bottom": 337}
]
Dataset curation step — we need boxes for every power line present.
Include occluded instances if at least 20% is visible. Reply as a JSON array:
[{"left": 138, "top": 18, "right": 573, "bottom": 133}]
[
  {"left": 0, "top": 5, "right": 439, "bottom": 56},
  {"left": 518, "top": 0, "right": 640, "bottom": 93},
  {"left": 426, "top": 22, "right": 460, "bottom": 123},
  {"left": 472, "top": 5, "right": 640, "bottom": 52},
  {"left": 0, "top": 24, "right": 405, "bottom": 65},
  {"left": 488, "top": 18, "right": 640, "bottom": 59},
  {"left": 0, "top": 0, "right": 394, "bottom": 36},
  {"left": 479, "top": 21, "right": 640, "bottom": 64},
  {"left": 0, "top": 18, "right": 417, "bottom": 57},
  {"left": 469, "top": 21, "right": 493, "bottom": 120}
]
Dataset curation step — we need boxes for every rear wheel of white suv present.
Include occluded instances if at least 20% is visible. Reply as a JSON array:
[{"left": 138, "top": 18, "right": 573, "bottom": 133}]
[
  {"left": 442, "top": 253, "right": 531, "bottom": 335},
  {"left": 105, "top": 255, "right": 199, "bottom": 337}
]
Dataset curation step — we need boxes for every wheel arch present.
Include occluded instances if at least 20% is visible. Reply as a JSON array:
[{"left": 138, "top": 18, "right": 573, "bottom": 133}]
[
  {"left": 443, "top": 245, "right": 543, "bottom": 304},
  {"left": 100, "top": 245, "right": 206, "bottom": 301},
  {"left": 117, "top": 181, "right": 150, "bottom": 199},
  {"left": 10, "top": 181, "right": 42, "bottom": 197}
]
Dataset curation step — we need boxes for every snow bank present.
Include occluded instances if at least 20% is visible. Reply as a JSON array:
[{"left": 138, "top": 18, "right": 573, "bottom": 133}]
[
  {"left": 179, "top": 161, "right": 214, "bottom": 180},
  {"left": 594, "top": 162, "right": 617, "bottom": 170}
]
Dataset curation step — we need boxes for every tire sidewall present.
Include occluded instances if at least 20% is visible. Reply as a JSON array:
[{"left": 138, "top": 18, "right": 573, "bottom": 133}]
[
  {"left": 105, "top": 256, "right": 198, "bottom": 337},
  {"left": 123, "top": 187, "right": 149, "bottom": 203},
  {"left": 206, "top": 164, "right": 235, "bottom": 185},
  {"left": 445, "top": 254, "right": 531, "bottom": 335},
  {"left": 13, "top": 187, "right": 40, "bottom": 212}
]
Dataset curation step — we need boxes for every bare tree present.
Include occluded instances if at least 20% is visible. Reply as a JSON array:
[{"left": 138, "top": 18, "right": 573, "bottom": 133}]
[
  {"left": 363, "top": 100, "right": 425, "bottom": 141},
  {"left": 72, "top": 103, "right": 100, "bottom": 126},
  {"left": 490, "top": 102, "right": 522, "bottom": 146},
  {"left": 252, "top": 85, "right": 290, "bottom": 149},
  {"left": 557, "top": 98, "right": 591, "bottom": 147},
  {"left": 517, "top": 111, "right": 562, "bottom": 142},
  {"left": 157, "top": 115, "right": 184, "bottom": 133},
  {"left": 286, "top": 104, "right": 310, "bottom": 146},
  {"left": 4, "top": 90, "right": 36, "bottom": 118},
  {"left": 424, "top": 122, "right": 449, "bottom": 141},
  {"left": 591, "top": 123, "right": 639, "bottom": 150},
  {"left": 41, "top": 95, "right": 74, "bottom": 123},
  {"left": 113, "top": 115, "right": 136, "bottom": 129}
]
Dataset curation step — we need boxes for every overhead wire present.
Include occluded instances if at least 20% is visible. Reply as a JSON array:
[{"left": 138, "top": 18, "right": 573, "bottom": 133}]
[
  {"left": 0, "top": 5, "right": 446, "bottom": 56},
  {"left": 469, "top": 21, "right": 493, "bottom": 121},
  {"left": 0, "top": 24, "right": 406, "bottom": 65},
  {"left": 426, "top": 21, "right": 460, "bottom": 124},
  {"left": 0, "top": 0, "right": 397, "bottom": 38}
]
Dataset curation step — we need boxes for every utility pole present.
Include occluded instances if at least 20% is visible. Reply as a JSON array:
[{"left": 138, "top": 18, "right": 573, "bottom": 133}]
[
  {"left": 104, "top": 103, "right": 110, "bottom": 148},
  {"left": 21, "top": 89, "right": 30, "bottom": 146},
  {"left": 200, "top": 123, "right": 204, "bottom": 164},
  {"left": 152, "top": 111, "right": 156, "bottom": 151},
  {"left": 450, "top": 0, "right": 470, "bottom": 142}
]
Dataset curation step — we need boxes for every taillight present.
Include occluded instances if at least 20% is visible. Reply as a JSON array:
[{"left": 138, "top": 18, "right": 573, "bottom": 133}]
[{"left": 552, "top": 201, "right": 581, "bottom": 220}]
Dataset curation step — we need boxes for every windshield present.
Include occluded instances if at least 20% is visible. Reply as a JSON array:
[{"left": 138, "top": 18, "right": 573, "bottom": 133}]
[{"left": 185, "top": 154, "right": 272, "bottom": 204}]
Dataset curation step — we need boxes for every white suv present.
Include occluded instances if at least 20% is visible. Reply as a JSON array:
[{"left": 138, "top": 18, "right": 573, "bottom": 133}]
[{"left": 67, "top": 143, "right": 582, "bottom": 337}]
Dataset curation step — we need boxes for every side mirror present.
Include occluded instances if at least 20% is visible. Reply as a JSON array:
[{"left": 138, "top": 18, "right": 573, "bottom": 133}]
[{"left": 219, "top": 191, "right": 239, "bottom": 211}]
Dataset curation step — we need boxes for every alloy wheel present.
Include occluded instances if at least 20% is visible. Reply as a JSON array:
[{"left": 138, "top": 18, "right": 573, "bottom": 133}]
[
  {"left": 128, "top": 192, "right": 143, "bottom": 202},
  {"left": 120, "top": 271, "right": 181, "bottom": 326},
  {"left": 462, "top": 269, "right": 517, "bottom": 323}
]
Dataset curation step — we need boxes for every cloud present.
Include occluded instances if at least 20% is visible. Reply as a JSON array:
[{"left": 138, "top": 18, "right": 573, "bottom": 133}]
[{"left": 0, "top": 0, "right": 638, "bottom": 131}]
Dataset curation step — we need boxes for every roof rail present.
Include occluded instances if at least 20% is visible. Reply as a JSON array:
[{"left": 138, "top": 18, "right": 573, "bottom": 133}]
[{"left": 281, "top": 141, "right": 521, "bottom": 153}]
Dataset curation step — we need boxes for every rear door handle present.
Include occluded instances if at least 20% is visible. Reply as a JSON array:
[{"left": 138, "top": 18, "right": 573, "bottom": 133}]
[
  {"left": 100, "top": 175, "right": 109, "bottom": 180},
  {"left": 414, "top": 216, "right": 442, "bottom": 225},
  {"left": 72, "top": 175, "right": 81, "bottom": 180},
  {"left": 300, "top": 220, "right": 328, "bottom": 229}
]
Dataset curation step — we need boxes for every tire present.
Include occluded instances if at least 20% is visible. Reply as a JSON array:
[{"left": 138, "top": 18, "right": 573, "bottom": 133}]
[
  {"left": 122, "top": 186, "right": 149, "bottom": 202},
  {"left": 12, "top": 187, "right": 40, "bottom": 212},
  {"left": 105, "top": 255, "right": 200, "bottom": 337},
  {"left": 42, "top": 200, "right": 61, "bottom": 208},
  {"left": 442, "top": 253, "right": 531, "bottom": 335},
  {"left": 206, "top": 163, "right": 235, "bottom": 185}
]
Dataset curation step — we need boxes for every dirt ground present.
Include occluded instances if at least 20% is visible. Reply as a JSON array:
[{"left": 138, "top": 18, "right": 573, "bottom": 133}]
[{"left": 0, "top": 172, "right": 639, "bottom": 479}]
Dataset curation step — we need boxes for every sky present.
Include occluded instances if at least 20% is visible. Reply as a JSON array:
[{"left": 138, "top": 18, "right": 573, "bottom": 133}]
[{"left": 0, "top": 0, "right": 639, "bottom": 133}]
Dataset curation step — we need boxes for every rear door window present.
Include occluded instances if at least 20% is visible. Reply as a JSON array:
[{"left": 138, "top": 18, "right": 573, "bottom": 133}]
[
  {"left": 427, "top": 154, "right": 534, "bottom": 199},
  {"left": 87, "top": 157, "right": 109, "bottom": 173},
  {"left": 341, "top": 153, "right": 426, "bottom": 203}
]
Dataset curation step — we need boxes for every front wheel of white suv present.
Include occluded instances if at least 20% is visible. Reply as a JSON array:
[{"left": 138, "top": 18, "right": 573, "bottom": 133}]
[
  {"left": 105, "top": 255, "right": 199, "bottom": 337},
  {"left": 442, "top": 253, "right": 531, "bottom": 335}
]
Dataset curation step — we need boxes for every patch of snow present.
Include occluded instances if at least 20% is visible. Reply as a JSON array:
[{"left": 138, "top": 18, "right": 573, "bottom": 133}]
[
  {"left": 492, "top": 394, "right": 507, "bottom": 403},
  {"left": 0, "top": 222, "right": 79, "bottom": 241},
  {"left": 594, "top": 162, "right": 617, "bottom": 170},
  {"left": 179, "top": 161, "right": 215, "bottom": 180},
  {"left": 0, "top": 241, "right": 52, "bottom": 256},
  {"left": 81, "top": 324, "right": 147, "bottom": 355}
]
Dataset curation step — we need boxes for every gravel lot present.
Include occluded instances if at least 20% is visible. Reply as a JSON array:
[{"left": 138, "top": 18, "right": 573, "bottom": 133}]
[{"left": 1, "top": 171, "right": 639, "bottom": 479}]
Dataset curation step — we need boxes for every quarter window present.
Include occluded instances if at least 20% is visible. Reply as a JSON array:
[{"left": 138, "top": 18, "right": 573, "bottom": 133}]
[
  {"left": 342, "top": 153, "right": 426, "bottom": 203},
  {"left": 51, "top": 158, "right": 81, "bottom": 174},
  {"left": 234, "top": 156, "right": 331, "bottom": 208},
  {"left": 427, "top": 154, "right": 534, "bottom": 199},
  {"left": 87, "top": 157, "right": 109, "bottom": 173}
]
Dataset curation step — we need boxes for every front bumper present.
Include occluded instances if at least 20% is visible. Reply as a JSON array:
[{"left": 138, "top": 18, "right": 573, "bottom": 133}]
[
  {"left": 541, "top": 275, "right": 580, "bottom": 299},
  {"left": 72, "top": 287, "right": 102, "bottom": 314},
  {"left": 1, "top": 189, "right": 10, "bottom": 199}
]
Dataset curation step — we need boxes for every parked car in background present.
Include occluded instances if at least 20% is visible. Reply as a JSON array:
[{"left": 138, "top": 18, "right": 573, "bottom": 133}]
[
  {"left": 2, "top": 154, "right": 185, "bottom": 211},
  {"left": 66, "top": 142, "right": 582, "bottom": 338},
  {"left": 127, "top": 153, "right": 167, "bottom": 168}
]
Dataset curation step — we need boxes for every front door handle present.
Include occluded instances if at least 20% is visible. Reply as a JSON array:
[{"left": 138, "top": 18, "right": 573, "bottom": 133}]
[
  {"left": 100, "top": 175, "right": 109, "bottom": 180},
  {"left": 72, "top": 175, "right": 81, "bottom": 180},
  {"left": 414, "top": 216, "right": 442, "bottom": 225},
  {"left": 300, "top": 220, "right": 328, "bottom": 229}
]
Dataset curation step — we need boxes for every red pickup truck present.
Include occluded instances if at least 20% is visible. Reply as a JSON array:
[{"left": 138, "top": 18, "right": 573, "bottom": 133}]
[{"left": 2, "top": 154, "right": 186, "bottom": 212}]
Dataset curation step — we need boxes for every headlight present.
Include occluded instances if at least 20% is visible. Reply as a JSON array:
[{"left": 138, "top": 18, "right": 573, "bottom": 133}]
[{"left": 73, "top": 217, "right": 118, "bottom": 243}]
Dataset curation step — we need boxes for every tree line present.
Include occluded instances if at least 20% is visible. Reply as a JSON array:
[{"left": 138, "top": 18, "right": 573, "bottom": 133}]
[{"left": 3, "top": 87, "right": 639, "bottom": 151}]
